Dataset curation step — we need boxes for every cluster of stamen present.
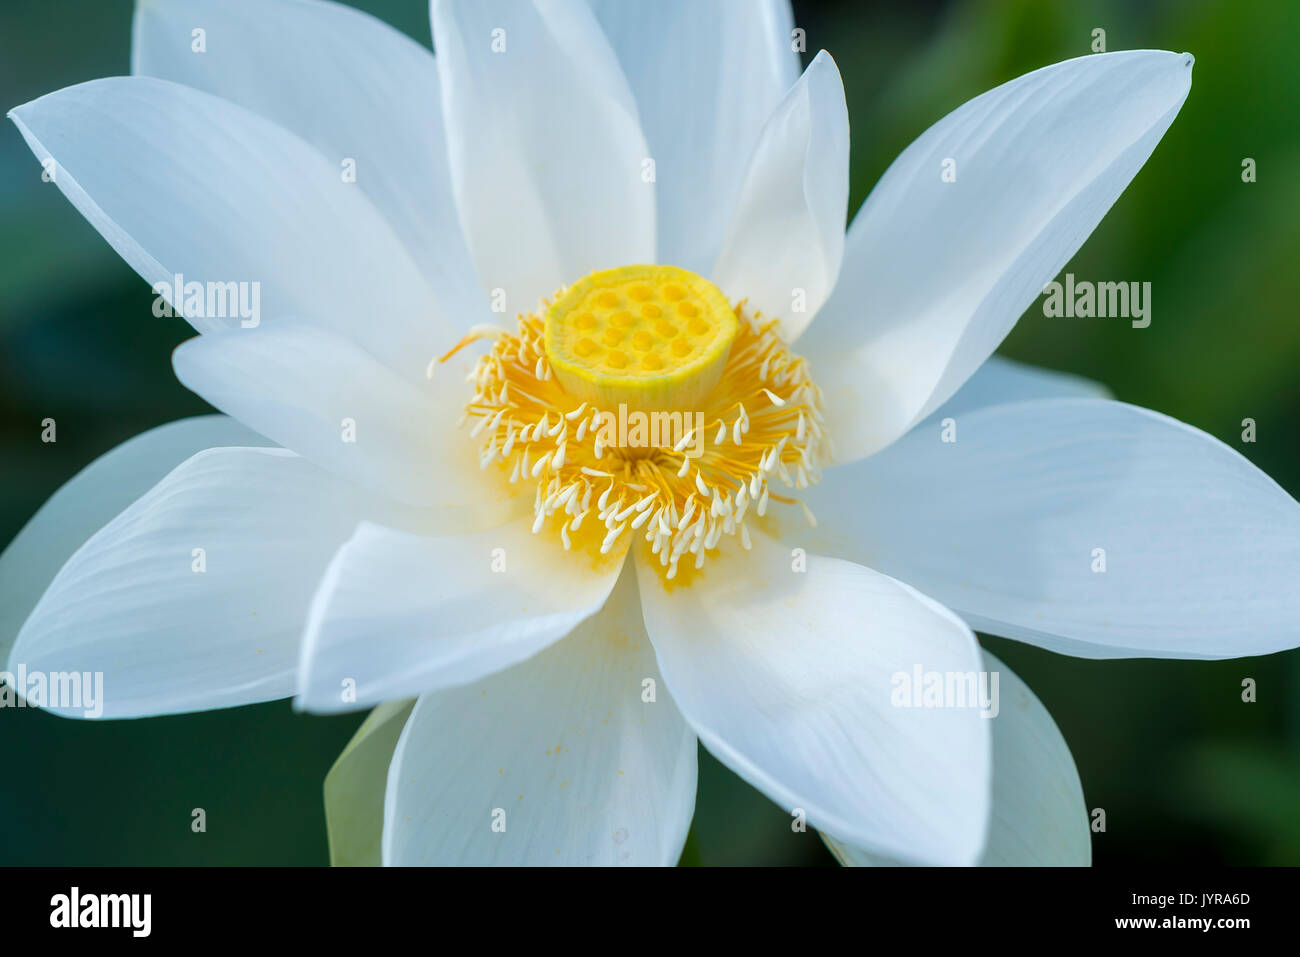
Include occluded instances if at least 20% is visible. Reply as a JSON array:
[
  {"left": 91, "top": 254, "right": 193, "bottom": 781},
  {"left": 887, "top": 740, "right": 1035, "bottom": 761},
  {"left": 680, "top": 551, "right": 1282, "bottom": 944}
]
[{"left": 452, "top": 271, "right": 830, "bottom": 581}]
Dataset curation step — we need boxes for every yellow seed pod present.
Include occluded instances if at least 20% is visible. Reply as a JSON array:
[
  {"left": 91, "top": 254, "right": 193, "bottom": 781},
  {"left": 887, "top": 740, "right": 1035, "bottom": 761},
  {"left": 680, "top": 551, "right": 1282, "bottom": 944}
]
[{"left": 544, "top": 264, "right": 737, "bottom": 412}]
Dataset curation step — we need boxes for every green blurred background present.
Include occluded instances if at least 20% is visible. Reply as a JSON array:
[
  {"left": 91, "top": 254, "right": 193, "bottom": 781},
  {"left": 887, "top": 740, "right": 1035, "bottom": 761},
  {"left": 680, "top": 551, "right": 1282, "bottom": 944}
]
[{"left": 1, "top": 0, "right": 1297, "bottom": 865}]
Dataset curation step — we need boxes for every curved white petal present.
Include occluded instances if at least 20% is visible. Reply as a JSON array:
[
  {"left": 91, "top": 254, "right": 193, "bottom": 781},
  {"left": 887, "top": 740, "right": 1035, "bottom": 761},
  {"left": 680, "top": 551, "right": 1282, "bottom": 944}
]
[
  {"left": 925, "top": 355, "right": 1110, "bottom": 423},
  {"left": 296, "top": 516, "right": 630, "bottom": 713},
  {"left": 824, "top": 650, "right": 1090, "bottom": 866},
  {"left": 172, "top": 319, "right": 503, "bottom": 509},
  {"left": 802, "top": 399, "right": 1300, "bottom": 659},
  {"left": 131, "top": 0, "right": 488, "bottom": 330},
  {"left": 8, "top": 76, "right": 452, "bottom": 382},
  {"left": 0, "top": 415, "right": 268, "bottom": 666},
  {"left": 325, "top": 699, "right": 415, "bottom": 867},
  {"left": 801, "top": 50, "right": 1193, "bottom": 462},
  {"left": 382, "top": 568, "right": 697, "bottom": 865},
  {"left": 8, "top": 447, "right": 429, "bottom": 718},
  {"left": 712, "top": 50, "right": 849, "bottom": 336},
  {"left": 431, "top": 0, "right": 654, "bottom": 309},
  {"left": 587, "top": 0, "right": 800, "bottom": 273},
  {"left": 634, "top": 531, "right": 991, "bottom": 865}
]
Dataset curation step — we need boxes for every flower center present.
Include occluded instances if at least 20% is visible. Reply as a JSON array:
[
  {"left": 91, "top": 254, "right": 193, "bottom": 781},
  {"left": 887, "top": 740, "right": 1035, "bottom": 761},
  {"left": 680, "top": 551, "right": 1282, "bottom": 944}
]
[
  {"left": 451, "top": 264, "right": 829, "bottom": 582},
  {"left": 544, "top": 265, "right": 737, "bottom": 413}
]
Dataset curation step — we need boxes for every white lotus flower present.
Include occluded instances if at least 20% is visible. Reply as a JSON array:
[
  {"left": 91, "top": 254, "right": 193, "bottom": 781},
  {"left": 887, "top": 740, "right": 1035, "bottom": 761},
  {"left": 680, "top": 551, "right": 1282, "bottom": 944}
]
[{"left": 5, "top": 0, "right": 1298, "bottom": 868}]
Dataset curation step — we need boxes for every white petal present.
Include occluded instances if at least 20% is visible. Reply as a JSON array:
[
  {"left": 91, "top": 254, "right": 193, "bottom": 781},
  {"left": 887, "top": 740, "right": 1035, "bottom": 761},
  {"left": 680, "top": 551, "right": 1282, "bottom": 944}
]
[
  {"left": 801, "top": 51, "right": 1193, "bottom": 462},
  {"left": 926, "top": 355, "right": 1110, "bottom": 422},
  {"left": 803, "top": 399, "right": 1300, "bottom": 659},
  {"left": 172, "top": 319, "right": 503, "bottom": 509},
  {"left": 824, "top": 650, "right": 1090, "bottom": 866},
  {"left": 0, "top": 415, "right": 267, "bottom": 666},
  {"left": 382, "top": 568, "right": 697, "bottom": 865},
  {"left": 131, "top": 0, "right": 488, "bottom": 330},
  {"left": 325, "top": 699, "right": 416, "bottom": 867},
  {"left": 634, "top": 531, "right": 991, "bottom": 865},
  {"left": 431, "top": 0, "right": 653, "bottom": 309},
  {"left": 588, "top": 0, "right": 800, "bottom": 273},
  {"left": 8, "top": 76, "right": 453, "bottom": 383},
  {"left": 296, "top": 516, "right": 630, "bottom": 713},
  {"left": 712, "top": 50, "right": 849, "bottom": 336},
  {"left": 8, "top": 448, "right": 430, "bottom": 718}
]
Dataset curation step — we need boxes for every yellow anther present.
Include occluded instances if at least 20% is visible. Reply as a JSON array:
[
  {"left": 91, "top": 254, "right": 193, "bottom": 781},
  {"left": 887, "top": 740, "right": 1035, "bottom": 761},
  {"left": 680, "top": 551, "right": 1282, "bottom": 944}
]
[
  {"left": 461, "top": 284, "right": 829, "bottom": 581},
  {"left": 544, "top": 264, "right": 737, "bottom": 412}
]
